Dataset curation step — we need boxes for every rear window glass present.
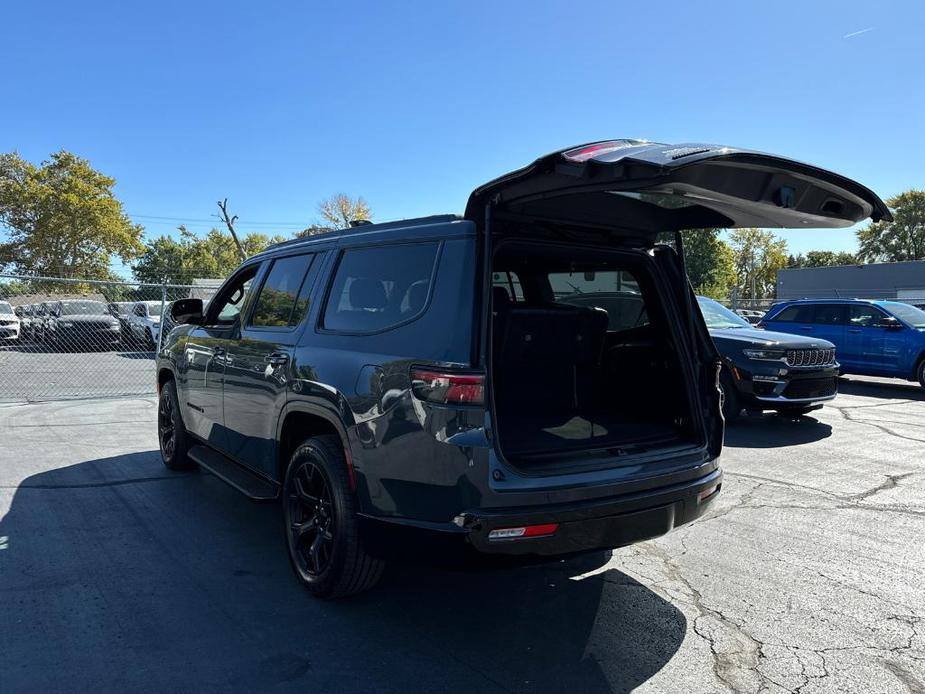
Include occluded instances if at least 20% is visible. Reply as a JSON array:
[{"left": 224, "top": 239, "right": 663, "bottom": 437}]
[
  {"left": 811, "top": 304, "right": 848, "bottom": 325},
  {"left": 250, "top": 254, "right": 315, "bottom": 327},
  {"left": 551, "top": 270, "right": 648, "bottom": 331},
  {"left": 322, "top": 243, "right": 439, "bottom": 333}
]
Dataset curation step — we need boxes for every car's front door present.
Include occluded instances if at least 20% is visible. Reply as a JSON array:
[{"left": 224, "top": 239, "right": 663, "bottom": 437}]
[
  {"left": 845, "top": 304, "right": 905, "bottom": 373},
  {"left": 181, "top": 264, "right": 261, "bottom": 452},
  {"left": 221, "top": 252, "right": 321, "bottom": 477}
]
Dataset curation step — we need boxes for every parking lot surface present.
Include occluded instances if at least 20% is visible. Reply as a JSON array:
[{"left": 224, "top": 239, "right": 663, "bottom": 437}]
[{"left": 1, "top": 377, "right": 923, "bottom": 693}]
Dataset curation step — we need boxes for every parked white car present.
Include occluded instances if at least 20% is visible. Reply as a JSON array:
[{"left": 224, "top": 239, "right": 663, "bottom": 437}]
[
  {"left": 127, "top": 301, "right": 166, "bottom": 348},
  {"left": 0, "top": 301, "right": 21, "bottom": 341}
]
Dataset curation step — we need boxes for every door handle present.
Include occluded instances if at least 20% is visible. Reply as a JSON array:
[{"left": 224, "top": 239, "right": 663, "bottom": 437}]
[
  {"left": 265, "top": 353, "right": 289, "bottom": 366},
  {"left": 799, "top": 326, "right": 813, "bottom": 331},
  {"left": 847, "top": 329, "right": 861, "bottom": 334}
]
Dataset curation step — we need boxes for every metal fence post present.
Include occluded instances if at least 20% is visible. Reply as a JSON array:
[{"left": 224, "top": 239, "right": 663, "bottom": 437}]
[{"left": 156, "top": 281, "right": 167, "bottom": 355}]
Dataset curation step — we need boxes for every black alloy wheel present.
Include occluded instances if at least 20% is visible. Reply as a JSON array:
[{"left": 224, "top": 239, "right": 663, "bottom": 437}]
[
  {"left": 282, "top": 435, "right": 384, "bottom": 598},
  {"left": 158, "top": 380, "right": 194, "bottom": 470},
  {"left": 286, "top": 461, "right": 336, "bottom": 577}
]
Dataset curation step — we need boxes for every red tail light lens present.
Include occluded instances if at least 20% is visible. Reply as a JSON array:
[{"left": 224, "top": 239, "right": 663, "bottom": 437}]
[
  {"left": 561, "top": 139, "right": 645, "bottom": 163},
  {"left": 410, "top": 368, "right": 484, "bottom": 406}
]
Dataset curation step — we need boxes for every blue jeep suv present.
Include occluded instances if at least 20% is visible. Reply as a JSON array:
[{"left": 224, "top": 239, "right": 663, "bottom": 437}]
[{"left": 762, "top": 299, "right": 925, "bottom": 388}]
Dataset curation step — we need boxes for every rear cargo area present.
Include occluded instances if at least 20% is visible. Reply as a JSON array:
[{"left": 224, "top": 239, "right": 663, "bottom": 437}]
[{"left": 490, "top": 241, "right": 697, "bottom": 469}]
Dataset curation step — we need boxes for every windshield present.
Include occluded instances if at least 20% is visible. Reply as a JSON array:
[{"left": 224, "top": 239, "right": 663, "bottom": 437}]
[
  {"left": 885, "top": 302, "right": 925, "bottom": 328},
  {"left": 0, "top": 302, "right": 13, "bottom": 315},
  {"left": 60, "top": 301, "right": 108, "bottom": 316},
  {"left": 698, "top": 297, "right": 751, "bottom": 329}
]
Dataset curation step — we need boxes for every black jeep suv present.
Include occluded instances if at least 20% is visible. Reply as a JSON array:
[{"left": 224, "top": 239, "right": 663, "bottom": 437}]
[
  {"left": 156, "top": 139, "right": 889, "bottom": 597},
  {"left": 697, "top": 297, "right": 839, "bottom": 420}
]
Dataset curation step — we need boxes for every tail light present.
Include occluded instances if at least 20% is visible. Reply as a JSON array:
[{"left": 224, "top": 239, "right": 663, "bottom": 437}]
[
  {"left": 410, "top": 368, "right": 484, "bottom": 406},
  {"left": 561, "top": 140, "right": 645, "bottom": 163}
]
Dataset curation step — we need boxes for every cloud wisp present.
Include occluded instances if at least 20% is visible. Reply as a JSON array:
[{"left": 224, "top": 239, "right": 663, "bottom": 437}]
[{"left": 843, "top": 27, "right": 875, "bottom": 39}]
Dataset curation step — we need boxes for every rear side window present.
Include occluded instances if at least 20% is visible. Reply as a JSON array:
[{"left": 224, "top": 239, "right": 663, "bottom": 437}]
[
  {"left": 322, "top": 242, "right": 439, "bottom": 333},
  {"left": 772, "top": 305, "right": 816, "bottom": 322},
  {"left": 250, "top": 254, "right": 315, "bottom": 328}
]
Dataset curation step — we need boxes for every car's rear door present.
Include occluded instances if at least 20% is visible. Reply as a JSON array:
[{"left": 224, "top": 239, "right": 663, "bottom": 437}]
[{"left": 221, "top": 252, "right": 321, "bottom": 477}]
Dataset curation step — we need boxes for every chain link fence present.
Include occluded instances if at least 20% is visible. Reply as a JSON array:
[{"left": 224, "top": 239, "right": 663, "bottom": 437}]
[{"left": 0, "top": 274, "right": 220, "bottom": 402}]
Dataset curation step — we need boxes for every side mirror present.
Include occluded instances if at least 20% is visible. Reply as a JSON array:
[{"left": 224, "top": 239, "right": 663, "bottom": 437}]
[
  {"left": 878, "top": 316, "right": 902, "bottom": 330},
  {"left": 171, "top": 298, "right": 204, "bottom": 325}
]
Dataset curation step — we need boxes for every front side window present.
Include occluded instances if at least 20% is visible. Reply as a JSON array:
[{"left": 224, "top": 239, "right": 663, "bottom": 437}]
[
  {"left": 322, "top": 243, "right": 439, "bottom": 333},
  {"left": 492, "top": 271, "right": 524, "bottom": 302},
  {"left": 210, "top": 266, "right": 259, "bottom": 325},
  {"left": 250, "top": 254, "right": 315, "bottom": 328},
  {"left": 849, "top": 304, "right": 888, "bottom": 327}
]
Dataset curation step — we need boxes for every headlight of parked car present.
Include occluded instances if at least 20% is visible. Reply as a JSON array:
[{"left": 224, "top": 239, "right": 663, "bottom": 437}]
[{"left": 743, "top": 348, "right": 786, "bottom": 361}]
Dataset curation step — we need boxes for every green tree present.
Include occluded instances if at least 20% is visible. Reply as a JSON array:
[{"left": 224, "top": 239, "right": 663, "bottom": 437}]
[
  {"left": 297, "top": 194, "right": 372, "bottom": 237},
  {"left": 133, "top": 226, "right": 285, "bottom": 284},
  {"left": 0, "top": 150, "right": 143, "bottom": 278},
  {"left": 788, "top": 250, "right": 858, "bottom": 267},
  {"left": 857, "top": 190, "right": 925, "bottom": 262},
  {"left": 729, "top": 228, "right": 788, "bottom": 299},
  {"left": 657, "top": 228, "right": 736, "bottom": 299}
]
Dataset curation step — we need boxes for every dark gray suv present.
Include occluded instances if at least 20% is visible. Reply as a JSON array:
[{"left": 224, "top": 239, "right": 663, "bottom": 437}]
[{"left": 155, "top": 139, "right": 889, "bottom": 597}]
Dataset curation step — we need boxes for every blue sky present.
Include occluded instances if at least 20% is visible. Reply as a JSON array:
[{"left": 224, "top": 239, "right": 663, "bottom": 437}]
[{"left": 2, "top": 0, "right": 923, "bottom": 275}]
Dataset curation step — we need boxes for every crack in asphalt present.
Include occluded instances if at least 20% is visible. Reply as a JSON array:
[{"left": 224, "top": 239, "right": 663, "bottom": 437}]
[{"left": 830, "top": 402, "right": 925, "bottom": 444}]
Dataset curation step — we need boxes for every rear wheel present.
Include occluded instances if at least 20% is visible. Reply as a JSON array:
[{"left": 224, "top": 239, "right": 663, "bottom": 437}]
[
  {"left": 145, "top": 328, "right": 156, "bottom": 350},
  {"left": 719, "top": 371, "right": 741, "bottom": 423},
  {"left": 283, "top": 435, "right": 384, "bottom": 598},
  {"left": 917, "top": 359, "right": 925, "bottom": 390},
  {"left": 158, "top": 380, "right": 194, "bottom": 470}
]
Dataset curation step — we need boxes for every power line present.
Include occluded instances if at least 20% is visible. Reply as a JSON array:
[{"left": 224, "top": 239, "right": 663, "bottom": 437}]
[{"left": 128, "top": 213, "right": 308, "bottom": 228}]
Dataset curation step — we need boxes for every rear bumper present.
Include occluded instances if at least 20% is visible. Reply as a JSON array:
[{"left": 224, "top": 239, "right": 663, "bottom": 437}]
[{"left": 359, "top": 466, "right": 722, "bottom": 564}]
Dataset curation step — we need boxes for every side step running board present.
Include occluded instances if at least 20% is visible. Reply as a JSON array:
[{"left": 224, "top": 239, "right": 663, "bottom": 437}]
[{"left": 188, "top": 444, "right": 279, "bottom": 501}]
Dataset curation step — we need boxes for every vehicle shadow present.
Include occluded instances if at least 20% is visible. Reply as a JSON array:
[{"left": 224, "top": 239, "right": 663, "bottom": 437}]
[
  {"left": 837, "top": 376, "right": 925, "bottom": 401},
  {"left": 724, "top": 412, "right": 833, "bottom": 448},
  {"left": 0, "top": 452, "right": 686, "bottom": 694}
]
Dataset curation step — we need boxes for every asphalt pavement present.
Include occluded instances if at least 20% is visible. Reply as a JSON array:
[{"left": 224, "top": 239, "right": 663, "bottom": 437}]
[{"left": 1, "top": 377, "right": 923, "bottom": 693}]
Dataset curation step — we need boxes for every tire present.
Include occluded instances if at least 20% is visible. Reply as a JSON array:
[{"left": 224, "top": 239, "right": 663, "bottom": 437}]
[
  {"left": 158, "top": 380, "right": 195, "bottom": 470},
  {"left": 145, "top": 328, "right": 155, "bottom": 350},
  {"left": 283, "top": 435, "right": 384, "bottom": 598},
  {"left": 917, "top": 359, "right": 925, "bottom": 390},
  {"left": 719, "top": 370, "right": 741, "bottom": 423}
]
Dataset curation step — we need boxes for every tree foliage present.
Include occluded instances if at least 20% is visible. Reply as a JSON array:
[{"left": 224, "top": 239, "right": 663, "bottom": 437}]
[
  {"left": 787, "top": 250, "right": 858, "bottom": 268},
  {"left": 132, "top": 226, "right": 286, "bottom": 284},
  {"left": 298, "top": 194, "right": 371, "bottom": 237},
  {"left": 857, "top": 190, "right": 925, "bottom": 262},
  {"left": 728, "top": 228, "right": 789, "bottom": 299},
  {"left": 0, "top": 150, "right": 143, "bottom": 278},
  {"left": 657, "top": 229, "right": 737, "bottom": 299}
]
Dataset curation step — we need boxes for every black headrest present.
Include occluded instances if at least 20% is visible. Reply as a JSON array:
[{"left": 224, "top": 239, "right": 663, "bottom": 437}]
[
  {"left": 492, "top": 286, "right": 512, "bottom": 315},
  {"left": 407, "top": 282, "right": 429, "bottom": 314},
  {"left": 349, "top": 278, "right": 387, "bottom": 310}
]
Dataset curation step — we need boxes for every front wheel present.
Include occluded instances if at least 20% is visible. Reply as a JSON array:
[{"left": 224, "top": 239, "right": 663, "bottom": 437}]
[
  {"left": 719, "top": 370, "right": 741, "bottom": 423},
  {"left": 917, "top": 359, "right": 925, "bottom": 390},
  {"left": 283, "top": 435, "right": 384, "bottom": 598},
  {"left": 158, "top": 380, "right": 195, "bottom": 470}
]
